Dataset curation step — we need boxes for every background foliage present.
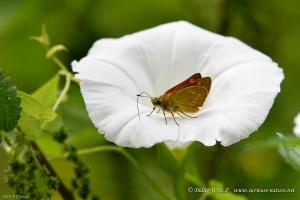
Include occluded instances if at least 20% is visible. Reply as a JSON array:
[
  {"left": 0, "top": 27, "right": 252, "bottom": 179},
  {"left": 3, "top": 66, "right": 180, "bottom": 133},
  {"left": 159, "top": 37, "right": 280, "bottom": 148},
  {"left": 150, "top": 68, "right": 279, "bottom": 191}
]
[{"left": 1, "top": 0, "right": 300, "bottom": 199}]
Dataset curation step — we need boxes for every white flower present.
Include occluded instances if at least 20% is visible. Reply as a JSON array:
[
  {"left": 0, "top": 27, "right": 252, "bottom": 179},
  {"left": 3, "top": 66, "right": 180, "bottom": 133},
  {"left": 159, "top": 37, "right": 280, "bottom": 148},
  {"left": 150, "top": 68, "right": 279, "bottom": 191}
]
[
  {"left": 293, "top": 113, "right": 300, "bottom": 137},
  {"left": 72, "top": 21, "right": 284, "bottom": 148}
]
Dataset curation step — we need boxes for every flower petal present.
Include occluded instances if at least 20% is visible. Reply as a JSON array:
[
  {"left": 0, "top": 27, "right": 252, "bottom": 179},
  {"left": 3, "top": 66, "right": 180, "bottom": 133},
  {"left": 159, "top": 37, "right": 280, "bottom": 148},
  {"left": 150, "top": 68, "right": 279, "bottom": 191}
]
[
  {"left": 294, "top": 113, "right": 300, "bottom": 137},
  {"left": 73, "top": 21, "right": 284, "bottom": 148}
]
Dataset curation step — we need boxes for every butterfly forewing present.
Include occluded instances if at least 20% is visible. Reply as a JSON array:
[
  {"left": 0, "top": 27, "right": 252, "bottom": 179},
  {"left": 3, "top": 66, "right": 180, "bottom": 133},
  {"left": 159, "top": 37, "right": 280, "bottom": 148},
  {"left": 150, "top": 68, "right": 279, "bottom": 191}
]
[
  {"left": 164, "top": 73, "right": 202, "bottom": 96},
  {"left": 170, "top": 86, "right": 208, "bottom": 113}
]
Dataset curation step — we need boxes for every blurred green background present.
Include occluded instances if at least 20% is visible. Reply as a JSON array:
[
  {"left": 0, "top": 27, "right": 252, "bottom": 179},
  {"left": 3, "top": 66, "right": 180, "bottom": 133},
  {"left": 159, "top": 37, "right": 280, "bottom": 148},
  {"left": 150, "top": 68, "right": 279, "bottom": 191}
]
[{"left": 1, "top": 0, "right": 300, "bottom": 199}]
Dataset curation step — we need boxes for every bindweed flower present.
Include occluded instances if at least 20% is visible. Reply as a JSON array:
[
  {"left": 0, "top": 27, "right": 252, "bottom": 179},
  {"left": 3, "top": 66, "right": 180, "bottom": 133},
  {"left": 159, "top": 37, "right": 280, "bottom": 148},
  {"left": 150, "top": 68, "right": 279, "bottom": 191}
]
[
  {"left": 293, "top": 113, "right": 300, "bottom": 137},
  {"left": 72, "top": 21, "right": 284, "bottom": 148}
]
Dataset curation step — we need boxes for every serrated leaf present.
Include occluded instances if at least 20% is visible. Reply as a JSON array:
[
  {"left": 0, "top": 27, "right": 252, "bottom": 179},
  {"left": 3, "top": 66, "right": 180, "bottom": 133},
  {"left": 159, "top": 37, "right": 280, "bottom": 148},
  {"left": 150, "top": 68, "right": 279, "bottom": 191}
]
[
  {"left": 277, "top": 133, "right": 300, "bottom": 173},
  {"left": 0, "top": 69, "right": 22, "bottom": 132},
  {"left": 32, "top": 74, "right": 59, "bottom": 107}
]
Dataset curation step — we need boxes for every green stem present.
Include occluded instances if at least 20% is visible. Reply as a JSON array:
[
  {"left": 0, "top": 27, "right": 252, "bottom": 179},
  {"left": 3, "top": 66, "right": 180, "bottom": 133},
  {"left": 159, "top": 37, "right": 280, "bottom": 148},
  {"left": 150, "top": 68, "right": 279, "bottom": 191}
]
[
  {"left": 31, "top": 141, "right": 75, "bottom": 200},
  {"left": 52, "top": 56, "right": 79, "bottom": 84},
  {"left": 2, "top": 133, "right": 12, "bottom": 147},
  {"left": 52, "top": 56, "right": 67, "bottom": 71},
  {"left": 72, "top": 146, "right": 176, "bottom": 200},
  {"left": 53, "top": 72, "right": 71, "bottom": 111},
  {"left": 218, "top": 0, "right": 230, "bottom": 35},
  {"left": 185, "top": 173, "right": 205, "bottom": 188}
]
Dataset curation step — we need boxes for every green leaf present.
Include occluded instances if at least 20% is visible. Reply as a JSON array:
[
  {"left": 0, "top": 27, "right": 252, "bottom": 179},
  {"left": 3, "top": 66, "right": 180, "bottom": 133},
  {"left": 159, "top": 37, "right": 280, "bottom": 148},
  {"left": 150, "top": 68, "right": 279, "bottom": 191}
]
[
  {"left": 60, "top": 85, "right": 94, "bottom": 135},
  {"left": 0, "top": 69, "right": 22, "bottom": 132},
  {"left": 173, "top": 173, "right": 186, "bottom": 200},
  {"left": 18, "top": 91, "right": 57, "bottom": 138},
  {"left": 30, "top": 24, "right": 50, "bottom": 47},
  {"left": 32, "top": 74, "right": 59, "bottom": 107},
  {"left": 0, "top": 133, "right": 2, "bottom": 144},
  {"left": 156, "top": 143, "right": 180, "bottom": 175},
  {"left": 157, "top": 144, "right": 187, "bottom": 200},
  {"left": 208, "top": 191, "right": 247, "bottom": 200},
  {"left": 36, "top": 133, "right": 63, "bottom": 158},
  {"left": 208, "top": 179, "right": 224, "bottom": 189},
  {"left": 19, "top": 91, "right": 56, "bottom": 122},
  {"left": 184, "top": 166, "right": 205, "bottom": 188},
  {"left": 204, "top": 180, "right": 247, "bottom": 200},
  {"left": 277, "top": 132, "right": 300, "bottom": 173},
  {"left": 18, "top": 112, "right": 44, "bottom": 137}
]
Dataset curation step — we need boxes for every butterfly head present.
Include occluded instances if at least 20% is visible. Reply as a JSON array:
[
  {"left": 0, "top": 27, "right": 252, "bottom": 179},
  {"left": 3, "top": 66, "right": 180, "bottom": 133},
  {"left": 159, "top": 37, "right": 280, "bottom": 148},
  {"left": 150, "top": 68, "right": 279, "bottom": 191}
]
[{"left": 151, "top": 97, "right": 161, "bottom": 107}]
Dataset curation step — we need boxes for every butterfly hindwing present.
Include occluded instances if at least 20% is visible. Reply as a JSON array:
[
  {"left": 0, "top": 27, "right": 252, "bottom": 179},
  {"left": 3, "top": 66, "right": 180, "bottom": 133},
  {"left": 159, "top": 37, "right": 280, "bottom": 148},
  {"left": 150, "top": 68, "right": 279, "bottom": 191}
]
[
  {"left": 170, "top": 86, "right": 208, "bottom": 113},
  {"left": 196, "top": 77, "right": 211, "bottom": 92}
]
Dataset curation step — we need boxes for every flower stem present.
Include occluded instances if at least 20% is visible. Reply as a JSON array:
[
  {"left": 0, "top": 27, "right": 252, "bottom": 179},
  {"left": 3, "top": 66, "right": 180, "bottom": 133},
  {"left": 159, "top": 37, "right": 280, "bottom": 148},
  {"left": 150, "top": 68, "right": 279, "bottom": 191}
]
[
  {"left": 51, "top": 55, "right": 79, "bottom": 84},
  {"left": 31, "top": 141, "right": 75, "bottom": 200},
  {"left": 204, "top": 144, "right": 224, "bottom": 183},
  {"left": 218, "top": 0, "right": 230, "bottom": 35},
  {"left": 72, "top": 145, "right": 176, "bottom": 200},
  {"left": 53, "top": 71, "right": 71, "bottom": 111},
  {"left": 2, "top": 133, "right": 12, "bottom": 147},
  {"left": 52, "top": 55, "right": 68, "bottom": 71}
]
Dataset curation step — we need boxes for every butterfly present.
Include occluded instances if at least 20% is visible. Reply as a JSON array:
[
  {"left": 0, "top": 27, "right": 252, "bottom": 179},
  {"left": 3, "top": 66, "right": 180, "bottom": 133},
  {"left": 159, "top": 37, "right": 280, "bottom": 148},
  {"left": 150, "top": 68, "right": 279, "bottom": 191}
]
[{"left": 137, "top": 73, "right": 211, "bottom": 126}]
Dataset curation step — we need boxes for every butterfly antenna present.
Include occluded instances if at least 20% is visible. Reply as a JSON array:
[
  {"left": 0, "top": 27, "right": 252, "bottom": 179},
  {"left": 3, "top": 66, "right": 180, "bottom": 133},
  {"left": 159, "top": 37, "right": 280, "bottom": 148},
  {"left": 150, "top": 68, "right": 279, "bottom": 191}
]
[
  {"left": 136, "top": 92, "right": 155, "bottom": 121},
  {"left": 137, "top": 92, "right": 154, "bottom": 98}
]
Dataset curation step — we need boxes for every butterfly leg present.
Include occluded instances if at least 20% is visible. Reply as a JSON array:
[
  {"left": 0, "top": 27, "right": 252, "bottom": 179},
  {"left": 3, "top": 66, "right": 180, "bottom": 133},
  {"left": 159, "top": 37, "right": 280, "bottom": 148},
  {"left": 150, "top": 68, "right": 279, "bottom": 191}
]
[
  {"left": 156, "top": 107, "right": 161, "bottom": 113},
  {"left": 170, "top": 112, "right": 179, "bottom": 126},
  {"left": 137, "top": 94, "right": 141, "bottom": 120},
  {"left": 162, "top": 109, "right": 168, "bottom": 125},
  {"left": 179, "top": 110, "right": 197, "bottom": 118},
  {"left": 177, "top": 112, "right": 184, "bottom": 118},
  {"left": 147, "top": 107, "right": 156, "bottom": 116}
]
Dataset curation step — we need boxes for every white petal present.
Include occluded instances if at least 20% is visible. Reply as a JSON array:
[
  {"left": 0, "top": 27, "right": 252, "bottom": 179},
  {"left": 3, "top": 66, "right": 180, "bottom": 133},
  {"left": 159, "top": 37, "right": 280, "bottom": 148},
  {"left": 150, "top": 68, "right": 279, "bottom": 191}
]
[
  {"left": 78, "top": 80, "right": 180, "bottom": 148},
  {"left": 293, "top": 113, "right": 300, "bottom": 137},
  {"left": 73, "top": 21, "right": 284, "bottom": 148}
]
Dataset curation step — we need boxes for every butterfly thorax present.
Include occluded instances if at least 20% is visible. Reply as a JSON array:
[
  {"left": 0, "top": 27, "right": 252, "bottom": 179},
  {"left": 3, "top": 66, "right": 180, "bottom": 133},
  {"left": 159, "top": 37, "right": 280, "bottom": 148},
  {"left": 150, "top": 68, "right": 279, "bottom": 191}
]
[{"left": 151, "top": 96, "right": 177, "bottom": 112}]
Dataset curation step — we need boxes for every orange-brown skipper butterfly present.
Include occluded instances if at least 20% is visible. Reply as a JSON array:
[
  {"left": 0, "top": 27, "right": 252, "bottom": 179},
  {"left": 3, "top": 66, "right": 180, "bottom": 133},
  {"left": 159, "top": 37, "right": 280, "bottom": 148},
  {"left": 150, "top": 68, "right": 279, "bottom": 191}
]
[{"left": 137, "top": 73, "right": 211, "bottom": 126}]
